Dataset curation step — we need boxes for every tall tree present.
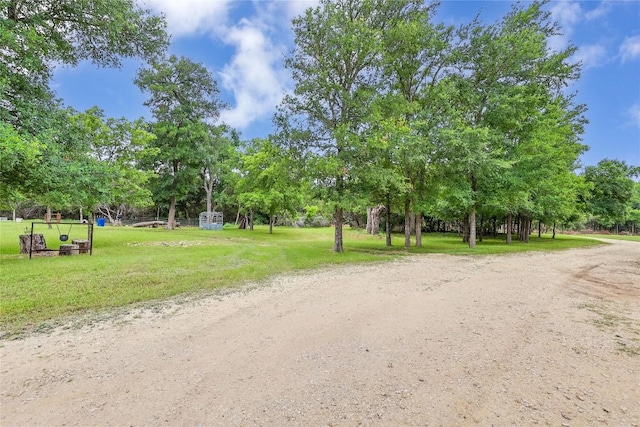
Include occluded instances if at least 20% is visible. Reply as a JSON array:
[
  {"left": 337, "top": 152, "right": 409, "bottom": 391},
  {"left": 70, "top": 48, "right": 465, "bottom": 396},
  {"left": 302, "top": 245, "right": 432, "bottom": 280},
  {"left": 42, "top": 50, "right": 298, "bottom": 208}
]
[
  {"left": 379, "top": 1, "right": 454, "bottom": 248},
  {"left": 236, "top": 138, "right": 303, "bottom": 234},
  {"left": 1, "top": 0, "right": 168, "bottom": 208},
  {"left": 199, "top": 125, "right": 239, "bottom": 218},
  {"left": 72, "top": 107, "right": 157, "bottom": 223},
  {"left": 583, "top": 159, "right": 639, "bottom": 230},
  {"left": 628, "top": 182, "right": 640, "bottom": 234},
  {"left": 1, "top": 0, "right": 168, "bottom": 132},
  {"left": 444, "top": 1, "right": 583, "bottom": 247},
  {"left": 135, "top": 55, "right": 224, "bottom": 229},
  {"left": 19, "top": 105, "right": 105, "bottom": 217},
  {"left": 280, "top": 0, "right": 421, "bottom": 252},
  {"left": 0, "top": 122, "right": 42, "bottom": 196}
]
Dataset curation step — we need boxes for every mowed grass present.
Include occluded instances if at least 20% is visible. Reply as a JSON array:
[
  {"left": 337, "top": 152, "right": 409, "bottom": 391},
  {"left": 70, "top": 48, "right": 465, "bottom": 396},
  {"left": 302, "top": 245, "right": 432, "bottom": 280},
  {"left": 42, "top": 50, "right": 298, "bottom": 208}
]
[{"left": 0, "top": 221, "right": 601, "bottom": 336}]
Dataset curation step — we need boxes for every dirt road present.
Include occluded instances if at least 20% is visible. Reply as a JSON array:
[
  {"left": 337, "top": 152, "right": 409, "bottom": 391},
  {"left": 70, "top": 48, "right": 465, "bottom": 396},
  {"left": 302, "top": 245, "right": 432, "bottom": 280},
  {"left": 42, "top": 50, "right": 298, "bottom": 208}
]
[{"left": 1, "top": 239, "right": 639, "bottom": 426}]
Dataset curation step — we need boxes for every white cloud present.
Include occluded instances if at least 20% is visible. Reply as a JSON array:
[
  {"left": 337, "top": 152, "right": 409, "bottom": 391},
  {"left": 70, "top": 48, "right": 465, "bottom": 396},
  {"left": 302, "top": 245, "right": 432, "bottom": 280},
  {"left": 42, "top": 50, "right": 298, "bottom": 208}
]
[
  {"left": 548, "top": 1, "right": 582, "bottom": 52},
  {"left": 585, "top": 1, "right": 613, "bottom": 21},
  {"left": 141, "top": 0, "right": 231, "bottom": 37},
  {"left": 285, "top": 0, "right": 320, "bottom": 20},
  {"left": 550, "top": 1, "right": 582, "bottom": 29},
  {"left": 140, "top": 0, "right": 302, "bottom": 130},
  {"left": 620, "top": 35, "right": 640, "bottom": 62},
  {"left": 216, "top": 1, "right": 322, "bottom": 130},
  {"left": 629, "top": 104, "right": 640, "bottom": 128},
  {"left": 218, "top": 18, "right": 289, "bottom": 128},
  {"left": 574, "top": 44, "right": 607, "bottom": 69}
]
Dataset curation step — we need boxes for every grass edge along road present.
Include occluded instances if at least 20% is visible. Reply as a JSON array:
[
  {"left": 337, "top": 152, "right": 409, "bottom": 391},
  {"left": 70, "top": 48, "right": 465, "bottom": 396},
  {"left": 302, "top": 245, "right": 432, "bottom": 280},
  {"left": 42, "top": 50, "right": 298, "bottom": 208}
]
[{"left": 0, "top": 221, "right": 604, "bottom": 337}]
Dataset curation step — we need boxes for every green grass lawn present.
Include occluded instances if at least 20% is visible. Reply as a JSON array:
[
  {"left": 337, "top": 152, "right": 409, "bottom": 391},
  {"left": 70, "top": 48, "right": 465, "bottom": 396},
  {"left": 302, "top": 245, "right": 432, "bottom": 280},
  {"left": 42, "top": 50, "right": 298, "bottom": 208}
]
[{"left": 0, "top": 220, "right": 602, "bottom": 336}]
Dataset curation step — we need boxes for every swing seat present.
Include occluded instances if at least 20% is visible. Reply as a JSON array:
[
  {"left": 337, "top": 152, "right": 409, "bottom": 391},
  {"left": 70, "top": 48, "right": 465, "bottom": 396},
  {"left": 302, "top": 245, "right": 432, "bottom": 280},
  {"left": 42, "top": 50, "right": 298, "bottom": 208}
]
[{"left": 56, "top": 222, "right": 73, "bottom": 242}]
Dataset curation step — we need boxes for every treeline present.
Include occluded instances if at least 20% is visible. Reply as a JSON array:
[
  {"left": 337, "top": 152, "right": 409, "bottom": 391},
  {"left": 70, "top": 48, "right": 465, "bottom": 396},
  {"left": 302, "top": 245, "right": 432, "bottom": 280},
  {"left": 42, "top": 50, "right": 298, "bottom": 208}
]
[{"left": 1, "top": 0, "right": 638, "bottom": 251}]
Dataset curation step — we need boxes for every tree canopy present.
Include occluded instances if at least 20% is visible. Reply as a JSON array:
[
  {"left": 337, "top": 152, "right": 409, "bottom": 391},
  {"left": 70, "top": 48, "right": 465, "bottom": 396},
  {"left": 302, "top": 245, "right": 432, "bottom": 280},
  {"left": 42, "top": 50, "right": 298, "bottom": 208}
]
[
  {"left": 135, "top": 55, "right": 225, "bottom": 229},
  {"left": 2, "top": 0, "right": 638, "bottom": 245}
]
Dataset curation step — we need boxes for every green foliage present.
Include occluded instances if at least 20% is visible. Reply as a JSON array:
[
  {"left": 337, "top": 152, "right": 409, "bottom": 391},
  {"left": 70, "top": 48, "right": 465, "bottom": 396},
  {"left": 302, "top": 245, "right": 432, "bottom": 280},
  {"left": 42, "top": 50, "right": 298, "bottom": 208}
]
[
  {"left": 1, "top": 0, "right": 168, "bottom": 132},
  {"left": 279, "top": 0, "right": 589, "bottom": 249},
  {"left": 135, "top": 55, "right": 225, "bottom": 228},
  {"left": 629, "top": 183, "right": 640, "bottom": 227},
  {"left": 236, "top": 138, "right": 304, "bottom": 232},
  {"left": 436, "top": 1, "right": 586, "bottom": 245},
  {"left": 1, "top": 0, "right": 167, "bottom": 67},
  {"left": 199, "top": 125, "right": 240, "bottom": 215},
  {"left": 16, "top": 106, "right": 103, "bottom": 210},
  {"left": 1, "top": 0, "right": 168, "bottom": 215},
  {"left": 583, "top": 159, "right": 639, "bottom": 228},
  {"left": 280, "top": 0, "right": 433, "bottom": 251},
  {"left": 72, "top": 107, "right": 158, "bottom": 218},
  {"left": 0, "top": 123, "right": 42, "bottom": 197}
]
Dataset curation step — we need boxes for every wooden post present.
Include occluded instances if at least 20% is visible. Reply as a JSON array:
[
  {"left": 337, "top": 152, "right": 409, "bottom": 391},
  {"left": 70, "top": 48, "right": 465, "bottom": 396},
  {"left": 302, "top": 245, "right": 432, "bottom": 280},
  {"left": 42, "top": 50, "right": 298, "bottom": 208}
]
[{"left": 89, "top": 222, "right": 94, "bottom": 255}]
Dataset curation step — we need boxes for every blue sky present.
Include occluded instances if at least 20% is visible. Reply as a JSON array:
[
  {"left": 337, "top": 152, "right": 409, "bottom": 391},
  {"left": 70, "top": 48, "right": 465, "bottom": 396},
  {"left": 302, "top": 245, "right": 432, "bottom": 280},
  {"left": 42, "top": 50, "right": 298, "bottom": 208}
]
[{"left": 52, "top": 0, "right": 640, "bottom": 169}]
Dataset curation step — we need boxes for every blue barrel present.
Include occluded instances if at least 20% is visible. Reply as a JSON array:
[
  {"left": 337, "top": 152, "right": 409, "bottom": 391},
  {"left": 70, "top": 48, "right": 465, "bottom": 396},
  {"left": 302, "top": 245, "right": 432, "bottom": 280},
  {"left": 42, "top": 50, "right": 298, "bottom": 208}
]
[{"left": 97, "top": 218, "right": 105, "bottom": 227}]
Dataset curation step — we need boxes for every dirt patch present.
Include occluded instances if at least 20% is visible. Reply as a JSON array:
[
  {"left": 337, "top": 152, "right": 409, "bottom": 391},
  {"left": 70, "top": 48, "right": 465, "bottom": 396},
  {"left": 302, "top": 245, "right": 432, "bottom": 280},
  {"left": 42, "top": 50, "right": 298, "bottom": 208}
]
[
  {"left": 128, "top": 240, "right": 205, "bottom": 247},
  {"left": 1, "top": 240, "right": 639, "bottom": 426}
]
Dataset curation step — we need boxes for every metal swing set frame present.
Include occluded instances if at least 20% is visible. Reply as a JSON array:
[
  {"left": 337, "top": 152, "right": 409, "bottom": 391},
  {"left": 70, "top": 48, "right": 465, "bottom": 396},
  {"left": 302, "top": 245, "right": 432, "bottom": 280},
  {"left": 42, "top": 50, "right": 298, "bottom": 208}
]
[{"left": 28, "top": 221, "right": 94, "bottom": 259}]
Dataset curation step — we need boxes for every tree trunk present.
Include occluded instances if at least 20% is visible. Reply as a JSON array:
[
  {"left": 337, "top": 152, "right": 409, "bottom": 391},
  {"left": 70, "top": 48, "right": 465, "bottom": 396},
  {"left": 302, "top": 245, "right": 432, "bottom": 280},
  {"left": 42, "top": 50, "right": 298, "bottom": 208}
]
[
  {"left": 518, "top": 215, "right": 523, "bottom": 241},
  {"left": 538, "top": 220, "right": 542, "bottom": 238},
  {"left": 479, "top": 215, "right": 484, "bottom": 242},
  {"left": 415, "top": 212, "right": 422, "bottom": 247},
  {"left": 269, "top": 214, "right": 273, "bottom": 234},
  {"left": 385, "top": 194, "right": 392, "bottom": 247},
  {"left": 462, "top": 218, "right": 469, "bottom": 243},
  {"left": 469, "top": 207, "right": 476, "bottom": 248},
  {"left": 469, "top": 174, "right": 477, "bottom": 248},
  {"left": 371, "top": 211, "right": 379, "bottom": 234},
  {"left": 519, "top": 216, "right": 530, "bottom": 242},
  {"left": 404, "top": 198, "right": 411, "bottom": 248},
  {"left": 45, "top": 206, "right": 52, "bottom": 229},
  {"left": 19, "top": 234, "right": 47, "bottom": 254},
  {"left": 12, "top": 207, "right": 16, "bottom": 221},
  {"left": 371, "top": 205, "right": 384, "bottom": 235},
  {"left": 506, "top": 213, "right": 512, "bottom": 244},
  {"left": 334, "top": 207, "right": 344, "bottom": 253},
  {"left": 250, "top": 210, "right": 254, "bottom": 231},
  {"left": 552, "top": 221, "right": 556, "bottom": 239},
  {"left": 204, "top": 172, "right": 214, "bottom": 216},
  {"left": 366, "top": 205, "right": 385, "bottom": 235},
  {"left": 167, "top": 197, "right": 177, "bottom": 230}
]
